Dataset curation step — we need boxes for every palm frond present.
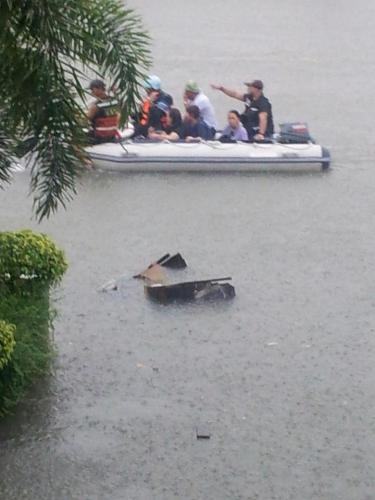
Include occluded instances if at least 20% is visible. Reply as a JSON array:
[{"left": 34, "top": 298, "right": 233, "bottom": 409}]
[{"left": 0, "top": 0, "right": 150, "bottom": 219}]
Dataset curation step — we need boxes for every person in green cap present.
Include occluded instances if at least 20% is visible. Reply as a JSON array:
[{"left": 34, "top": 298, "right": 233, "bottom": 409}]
[{"left": 183, "top": 80, "right": 217, "bottom": 133}]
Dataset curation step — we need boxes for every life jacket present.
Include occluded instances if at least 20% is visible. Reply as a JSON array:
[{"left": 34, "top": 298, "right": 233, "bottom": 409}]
[
  {"left": 139, "top": 92, "right": 173, "bottom": 128},
  {"left": 93, "top": 98, "right": 120, "bottom": 139},
  {"left": 139, "top": 98, "right": 151, "bottom": 126}
]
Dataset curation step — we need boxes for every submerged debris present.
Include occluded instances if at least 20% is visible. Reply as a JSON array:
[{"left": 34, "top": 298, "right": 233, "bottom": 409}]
[
  {"left": 161, "top": 253, "right": 187, "bottom": 269},
  {"left": 99, "top": 252, "right": 235, "bottom": 303},
  {"left": 133, "top": 252, "right": 187, "bottom": 279},
  {"left": 145, "top": 278, "right": 235, "bottom": 304},
  {"left": 196, "top": 426, "right": 211, "bottom": 439},
  {"left": 135, "top": 264, "right": 167, "bottom": 284},
  {"left": 194, "top": 282, "right": 235, "bottom": 301}
]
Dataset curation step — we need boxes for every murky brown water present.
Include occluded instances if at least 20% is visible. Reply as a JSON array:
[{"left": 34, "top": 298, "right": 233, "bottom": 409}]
[{"left": 1, "top": 1, "right": 375, "bottom": 499}]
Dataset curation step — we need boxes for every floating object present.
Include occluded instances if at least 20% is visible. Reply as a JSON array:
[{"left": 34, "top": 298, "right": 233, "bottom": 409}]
[
  {"left": 161, "top": 253, "right": 187, "bottom": 269},
  {"left": 86, "top": 139, "right": 331, "bottom": 171},
  {"left": 98, "top": 279, "right": 118, "bottom": 292},
  {"left": 196, "top": 426, "right": 211, "bottom": 439},
  {"left": 133, "top": 253, "right": 187, "bottom": 279},
  {"left": 99, "top": 252, "right": 235, "bottom": 304},
  {"left": 145, "top": 277, "right": 235, "bottom": 304},
  {"left": 156, "top": 253, "right": 171, "bottom": 265},
  {"left": 135, "top": 264, "right": 167, "bottom": 284}
]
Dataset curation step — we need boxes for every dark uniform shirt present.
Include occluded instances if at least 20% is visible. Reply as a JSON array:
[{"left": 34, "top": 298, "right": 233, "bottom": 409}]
[{"left": 242, "top": 93, "right": 274, "bottom": 138}]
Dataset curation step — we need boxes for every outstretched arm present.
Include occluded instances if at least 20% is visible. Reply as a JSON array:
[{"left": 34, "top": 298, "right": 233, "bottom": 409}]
[{"left": 211, "top": 84, "right": 244, "bottom": 101}]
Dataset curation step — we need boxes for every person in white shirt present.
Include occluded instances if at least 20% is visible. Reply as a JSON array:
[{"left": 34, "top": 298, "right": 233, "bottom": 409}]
[{"left": 183, "top": 80, "right": 218, "bottom": 132}]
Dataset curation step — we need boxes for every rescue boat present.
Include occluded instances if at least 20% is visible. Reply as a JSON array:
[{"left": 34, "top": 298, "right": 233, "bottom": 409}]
[{"left": 85, "top": 124, "right": 331, "bottom": 172}]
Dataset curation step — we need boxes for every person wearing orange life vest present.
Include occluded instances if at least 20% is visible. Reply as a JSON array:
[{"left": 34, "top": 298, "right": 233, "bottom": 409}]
[
  {"left": 87, "top": 79, "right": 120, "bottom": 143},
  {"left": 134, "top": 75, "right": 173, "bottom": 137}
]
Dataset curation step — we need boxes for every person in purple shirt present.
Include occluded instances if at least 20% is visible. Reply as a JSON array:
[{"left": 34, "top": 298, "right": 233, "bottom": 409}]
[{"left": 220, "top": 110, "right": 249, "bottom": 142}]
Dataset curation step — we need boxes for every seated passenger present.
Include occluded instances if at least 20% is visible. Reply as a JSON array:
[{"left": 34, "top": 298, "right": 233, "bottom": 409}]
[
  {"left": 220, "top": 110, "right": 249, "bottom": 142},
  {"left": 148, "top": 107, "right": 182, "bottom": 142},
  {"left": 134, "top": 75, "right": 173, "bottom": 137},
  {"left": 179, "top": 105, "right": 215, "bottom": 142},
  {"left": 87, "top": 79, "right": 120, "bottom": 144},
  {"left": 183, "top": 80, "right": 218, "bottom": 133}
]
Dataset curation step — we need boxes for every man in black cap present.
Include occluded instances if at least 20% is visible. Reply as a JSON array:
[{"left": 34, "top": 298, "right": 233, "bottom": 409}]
[
  {"left": 211, "top": 80, "right": 274, "bottom": 141},
  {"left": 87, "top": 79, "right": 120, "bottom": 143}
]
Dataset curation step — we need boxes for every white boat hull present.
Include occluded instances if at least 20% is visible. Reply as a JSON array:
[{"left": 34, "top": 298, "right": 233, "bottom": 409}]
[{"left": 86, "top": 140, "right": 331, "bottom": 172}]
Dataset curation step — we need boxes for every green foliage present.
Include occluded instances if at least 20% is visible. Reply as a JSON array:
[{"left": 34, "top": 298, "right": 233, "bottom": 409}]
[
  {"left": 0, "top": 230, "right": 68, "bottom": 287},
  {"left": 0, "top": 320, "right": 16, "bottom": 370},
  {"left": 0, "top": 230, "right": 66, "bottom": 416},
  {"left": 0, "top": 0, "right": 150, "bottom": 219},
  {"left": 0, "top": 287, "right": 53, "bottom": 417}
]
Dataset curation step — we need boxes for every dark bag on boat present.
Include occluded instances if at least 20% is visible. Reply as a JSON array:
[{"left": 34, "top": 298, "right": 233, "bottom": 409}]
[{"left": 279, "top": 122, "right": 313, "bottom": 143}]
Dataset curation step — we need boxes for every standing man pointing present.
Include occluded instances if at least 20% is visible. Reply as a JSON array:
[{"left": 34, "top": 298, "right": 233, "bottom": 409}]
[{"left": 211, "top": 79, "right": 274, "bottom": 141}]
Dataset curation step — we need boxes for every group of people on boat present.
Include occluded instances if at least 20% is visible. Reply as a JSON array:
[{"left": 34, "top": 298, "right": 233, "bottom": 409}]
[{"left": 87, "top": 75, "right": 274, "bottom": 144}]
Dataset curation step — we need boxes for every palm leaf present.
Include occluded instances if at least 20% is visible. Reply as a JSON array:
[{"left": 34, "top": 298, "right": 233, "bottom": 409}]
[{"left": 0, "top": 0, "right": 150, "bottom": 219}]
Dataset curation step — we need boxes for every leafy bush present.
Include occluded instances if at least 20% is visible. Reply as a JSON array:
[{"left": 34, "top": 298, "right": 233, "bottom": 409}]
[
  {"left": 0, "top": 287, "right": 53, "bottom": 417},
  {"left": 0, "top": 230, "right": 67, "bottom": 417},
  {"left": 0, "top": 230, "right": 68, "bottom": 286},
  {"left": 0, "top": 320, "right": 16, "bottom": 370}
]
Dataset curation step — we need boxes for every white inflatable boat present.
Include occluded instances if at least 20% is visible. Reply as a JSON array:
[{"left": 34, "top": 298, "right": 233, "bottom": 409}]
[{"left": 86, "top": 139, "right": 330, "bottom": 172}]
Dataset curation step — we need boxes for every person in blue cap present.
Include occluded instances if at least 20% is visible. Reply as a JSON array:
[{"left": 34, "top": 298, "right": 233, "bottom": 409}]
[{"left": 134, "top": 75, "right": 173, "bottom": 137}]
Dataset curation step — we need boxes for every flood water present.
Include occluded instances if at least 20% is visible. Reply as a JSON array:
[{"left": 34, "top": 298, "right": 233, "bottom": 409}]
[{"left": 1, "top": 1, "right": 375, "bottom": 499}]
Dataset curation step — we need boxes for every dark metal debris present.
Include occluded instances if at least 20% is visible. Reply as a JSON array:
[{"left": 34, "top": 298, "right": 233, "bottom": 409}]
[{"left": 196, "top": 426, "right": 211, "bottom": 439}]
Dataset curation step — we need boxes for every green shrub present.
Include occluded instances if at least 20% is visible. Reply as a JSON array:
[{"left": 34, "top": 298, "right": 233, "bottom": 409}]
[
  {"left": 0, "top": 229, "right": 68, "bottom": 286},
  {"left": 0, "top": 230, "right": 67, "bottom": 417},
  {"left": 0, "top": 320, "right": 16, "bottom": 370},
  {"left": 0, "top": 288, "right": 53, "bottom": 417}
]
